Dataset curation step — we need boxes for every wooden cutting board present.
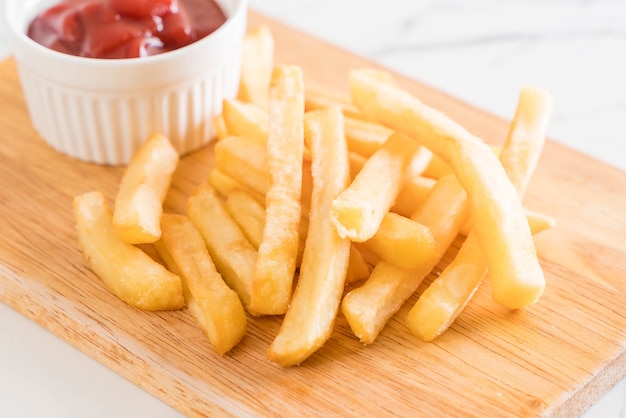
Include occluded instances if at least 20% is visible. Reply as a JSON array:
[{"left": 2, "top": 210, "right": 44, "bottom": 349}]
[{"left": 1, "top": 12, "right": 625, "bottom": 418}]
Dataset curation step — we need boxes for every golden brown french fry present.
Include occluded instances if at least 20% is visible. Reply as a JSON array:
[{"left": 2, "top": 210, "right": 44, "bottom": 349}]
[
  {"left": 154, "top": 214, "right": 247, "bottom": 354},
  {"left": 208, "top": 168, "right": 266, "bottom": 207},
  {"left": 207, "top": 168, "right": 243, "bottom": 198},
  {"left": 348, "top": 151, "right": 367, "bottom": 179},
  {"left": 224, "top": 189, "right": 266, "bottom": 249},
  {"left": 74, "top": 191, "right": 184, "bottom": 311},
  {"left": 268, "top": 106, "right": 351, "bottom": 366},
  {"left": 349, "top": 68, "right": 545, "bottom": 309},
  {"left": 407, "top": 212, "right": 555, "bottom": 341},
  {"left": 225, "top": 190, "right": 305, "bottom": 266},
  {"left": 353, "top": 243, "right": 381, "bottom": 267},
  {"left": 222, "top": 183, "right": 367, "bottom": 283},
  {"left": 407, "top": 232, "right": 483, "bottom": 341},
  {"left": 212, "top": 132, "right": 314, "bottom": 218},
  {"left": 407, "top": 87, "right": 554, "bottom": 340},
  {"left": 203, "top": 128, "right": 371, "bottom": 281},
  {"left": 421, "top": 154, "right": 451, "bottom": 179},
  {"left": 344, "top": 116, "right": 393, "bottom": 157},
  {"left": 251, "top": 65, "right": 305, "bottom": 315},
  {"left": 112, "top": 133, "right": 179, "bottom": 244},
  {"left": 304, "top": 85, "right": 364, "bottom": 120},
  {"left": 331, "top": 132, "right": 429, "bottom": 242},
  {"left": 499, "top": 87, "right": 554, "bottom": 196},
  {"left": 456, "top": 144, "right": 503, "bottom": 233},
  {"left": 525, "top": 209, "right": 556, "bottom": 234},
  {"left": 346, "top": 245, "right": 372, "bottom": 284},
  {"left": 213, "top": 137, "right": 309, "bottom": 266},
  {"left": 488, "top": 86, "right": 553, "bottom": 305},
  {"left": 341, "top": 175, "right": 470, "bottom": 344},
  {"left": 222, "top": 98, "right": 268, "bottom": 144},
  {"left": 358, "top": 212, "right": 438, "bottom": 271},
  {"left": 214, "top": 136, "right": 268, "bottom": 196},
  {"left": 187, "top": 182, "right": 257, "bottom": 314},
  {"left": 459, "top": 207, "right": 555, "bottom": 236},
  {"left": 238, "top": 25, "right": 274, "bottom": 108},
  {"left": 213, "top": 114, "right": 228, "bottom": 141},
  {"left": 420, "top": 145, "right": 500, "bottom": 180},
  {"left": 343, "top": 262, "right": 414, "bottom": 343},
  {"left": 391, "top": 175, "right": 437, "bottom": 218},
  {"left": 300, "top": 159, "right": 313, "bottom": 215}
]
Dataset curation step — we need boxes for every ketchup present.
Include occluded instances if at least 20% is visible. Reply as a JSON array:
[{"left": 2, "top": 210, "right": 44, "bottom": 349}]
[{"left": 27, "top": 0, "right": 227, "bottom": 59}]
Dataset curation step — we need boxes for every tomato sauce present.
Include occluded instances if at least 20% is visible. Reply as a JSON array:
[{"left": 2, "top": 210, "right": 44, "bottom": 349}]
[{"left": 27, "top": 0, "right": 227, "bottom": 59}]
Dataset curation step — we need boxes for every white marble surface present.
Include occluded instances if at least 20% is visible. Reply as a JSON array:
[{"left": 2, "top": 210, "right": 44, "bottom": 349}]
[{"left": 1, "top": 0, "right": 625, "bottom": 417}]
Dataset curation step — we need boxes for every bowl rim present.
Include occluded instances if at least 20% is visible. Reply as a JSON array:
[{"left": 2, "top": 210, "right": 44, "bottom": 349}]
[{"left": 4, "top": 0, "right": 248, "bottom": 67}]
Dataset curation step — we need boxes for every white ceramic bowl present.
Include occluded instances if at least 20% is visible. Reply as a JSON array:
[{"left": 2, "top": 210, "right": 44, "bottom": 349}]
[{"left": 5, "top": 0, "right": 247, "bottom": 165}]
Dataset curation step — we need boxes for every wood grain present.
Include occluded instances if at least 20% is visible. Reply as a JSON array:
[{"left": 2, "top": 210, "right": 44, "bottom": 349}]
[{"left": 1, "top": 11, "right": 625, "bottom": 418}]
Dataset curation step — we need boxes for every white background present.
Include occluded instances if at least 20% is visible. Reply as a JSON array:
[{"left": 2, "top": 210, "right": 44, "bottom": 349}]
[{"left": 1, "top": 0, "right": 624, "bottom": 417}]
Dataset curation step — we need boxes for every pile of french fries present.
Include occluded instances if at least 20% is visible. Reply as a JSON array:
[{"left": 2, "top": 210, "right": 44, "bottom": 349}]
[{"left": 73, "top": 26, "right": 555, "bottom": 365}]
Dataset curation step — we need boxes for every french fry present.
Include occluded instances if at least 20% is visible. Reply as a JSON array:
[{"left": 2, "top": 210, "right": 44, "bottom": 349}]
[
  {"left": 251, "top": 65, "right": 305, "bottom": 315},
  {"left": 222, "top": 98, "right": 268, "bottom": 144},
  {"left": 407, "top": 87, "right": 554, "bottom": 340},
  {"left": 408, "top": 213, "right": 554, "bottom": 341},
  {"left": 499, "top": 87, "right": 553, "bottom": 196},
  {"left": 525, "top": 209, "right": 556, "bottom": 234},
  {"left": 354, "top": 243, "right": 381, "bottom": 267},
  {"left": 421, "top": 154, "right": 451, "bottom": 179},
  {"left": 344, "top": 116, "right": 393, "bottom": 157},
  {"left": 391, "top": 175, "right": 437, "bottom": 218},
  {"left": 331, "top": 132, "right": 430, "bottom": 242},
  {"left": 304, "top": 85, "right": 364, "bottom": 120},
  {"left": 187, "top": 182, "right": 257, "bottom": 314},
  {"left": 343, "top": 262, "right": 414, "bottom": 344},
  {"left": 300, "top": 159, "right": 313, "bottom": 215},
  {"left": 214, "top": 155, "right": 312, "bottom": 265},
  {"left": 214, "top": 136, "right": 268, "bottom": 196},
  {"left": 208, "top": 168, "right": 266, "bottom": 205},
  {"left": 224, "top": 187, "right": 310, "bottom": 266},
  {"left": 74, "top": 191, "right": 184, "bottom": 311},
  {"left": 459, "top": 207, "right": 555, "bottom": 237},
  {"left": 213, "top": 114, "right": 228, "bottom": 141},
  {"left": 238, "top": 25, "right": 274, "bottom": 108},
  {"left": 207, "top": 168, "right": 245, "bottom": 198},
  {"left": 456, "top": 144, "right": 503, "bottom": 234},
  {"left": 487, "top": 86, "right": 553, "bottom": 305},
  {"left": 154, "top": 214, "right": 247, "bottom": 354},
  {"left": 268, "top": 106, "right": 351, "bottom": 366},
  {"left": 421, "top": 145, "right": 499, "bottom": 180},
  {"left": 349, "top": 68, "right": 545, "bottom": 309},
  {"left": 112, "top": 133, "right": 179, "bottom": 244},
  {"left": 341, "top": 175, "right": 470, "bottom": 344},
  {"left": 348, "top": 151, "right": 367, "bottom": 179},
  {"left": 213, "top": 132, "right": 358, "bottom": 212},
  {"left": 224, "top": 189, "right": 266, "bottom": 249},
  {"left": 346, "top": 245, "right": 372, "bottom": 284},
  {"left": 357, "top": 212, "right": 438, "bottom": 271},
  {"left": 223, "top": 184, "right": 366, "bottom": 283}
]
